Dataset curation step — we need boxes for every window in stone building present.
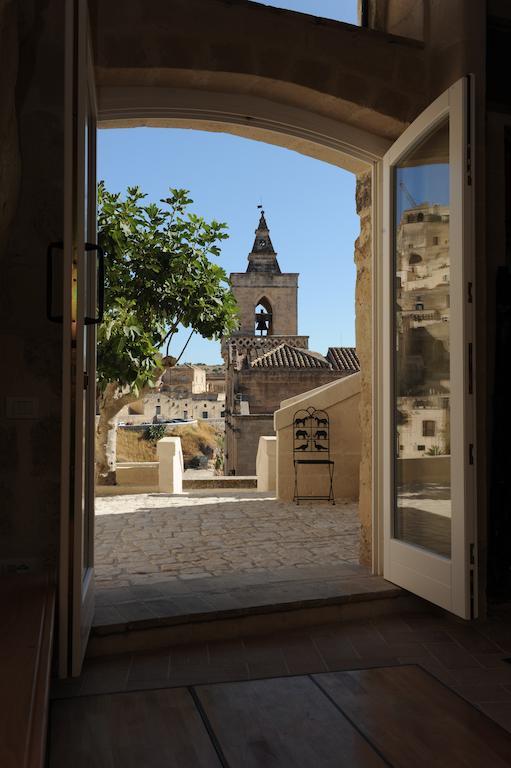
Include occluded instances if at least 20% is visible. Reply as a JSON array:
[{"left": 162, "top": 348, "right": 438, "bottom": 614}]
[
  {"left": 422, "top": 420, "right": 436, "bottom": 437},
  {"left": 255, "top": 298, "right": 273, "bottom": 335}
]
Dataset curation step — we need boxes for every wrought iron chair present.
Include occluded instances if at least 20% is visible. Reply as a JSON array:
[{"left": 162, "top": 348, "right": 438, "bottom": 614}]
[{"left": 293, "top": 407, "right": 335, "bottom": 504}]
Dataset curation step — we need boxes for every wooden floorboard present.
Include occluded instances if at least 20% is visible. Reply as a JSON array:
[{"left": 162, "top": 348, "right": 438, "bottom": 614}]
[
  {"left": 313, "top": 665, "right": 511, "bottom": 768},
  {"left": 195, "top": 676, "right": 387, "bottom": 767},
  {"left": 49, "top": 665, "right": 511, "bottom": 767},
  {"left": 49, "top": 687, "right": 222, "bottom": 768}
]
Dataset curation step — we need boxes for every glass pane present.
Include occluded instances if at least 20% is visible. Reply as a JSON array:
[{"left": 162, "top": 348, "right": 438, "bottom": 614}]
[{"left": 393, "top": 119, "right": 451, "bottom": 558}]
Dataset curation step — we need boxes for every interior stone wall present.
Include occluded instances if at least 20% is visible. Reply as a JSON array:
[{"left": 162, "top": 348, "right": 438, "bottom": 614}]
[
  {"left": 368, "top": 0, "right": 425, "bottom": 41},
  {"left": 354, "top": 170, "right": 373, "bottom": 566},
  {"left": 0, "top": 0, "right": 65, "bottom": 565},
  {"left": 91, "top": 0, "right": 426, "bottom": 141},
  {"left": 0, "top": 0, "right": 19, "bottom": 258}
]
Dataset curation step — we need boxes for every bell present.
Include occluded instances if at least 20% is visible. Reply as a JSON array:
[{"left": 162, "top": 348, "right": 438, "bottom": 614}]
[{"left": 255, "top": 314, "right": 269, "bottom": 332}]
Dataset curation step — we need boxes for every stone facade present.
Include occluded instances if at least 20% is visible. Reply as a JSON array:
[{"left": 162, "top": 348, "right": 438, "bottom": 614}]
[
  {"left": 119, "top": 391, "right": 225, "bottom": 424},
  {"left": 118, "top": 364, "right": 226, "bottom": 424},
  {"left": 224, "top": 212, "right": 360, "bottom": 476},
  {"left": 160, "top": 364, "right": 207, "bottom": 395}
]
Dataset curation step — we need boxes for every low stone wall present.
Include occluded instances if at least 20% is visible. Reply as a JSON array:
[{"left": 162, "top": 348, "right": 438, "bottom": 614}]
[
  {"left": 256, "top": 436, "right": 277, "bottom": 492},
  {"left": 274, "top": 373, "right": 361, "bottom": 504},
  {"left": 97, "top": 461, "right": 257, "bottom": 494},
  {"left": 116, "top": 462, "right": 158, "bottom": 486},
  {"left": 183, "top": 476, "right": 257, "bottom": 490},
  {"left": 399, "top": 455, "right": 450, "bottom": 485}
]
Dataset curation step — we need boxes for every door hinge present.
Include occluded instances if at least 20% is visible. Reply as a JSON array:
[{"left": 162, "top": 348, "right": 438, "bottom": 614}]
[
  {"left": 467, "top": 143, "right": 472, "bottom": 186},
  {"left": 83, "top": 372, "right": 89, "bottom": 390},
  {"left": 467, "top": 281, "right": 473, "bottom": 303},
  {"left": 469, "top": 542, "right": 477, "bottom": 619},
  {"left": 468, "top": 342, "right": 473, "bottom": 395},
  {"left": 469, "top": 443, "right": 474, "bottom": 465},
  {"left": 470, "top": 568, "right": 475, "bottom": 619}
]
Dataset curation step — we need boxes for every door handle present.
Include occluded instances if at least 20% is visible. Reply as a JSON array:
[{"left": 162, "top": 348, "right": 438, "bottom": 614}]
[
  {"left": 47, "top": 240, "right": 64, "bottom": 323},
  {"left": 84, "top": 243, "right": 105, "bottom": 325}
]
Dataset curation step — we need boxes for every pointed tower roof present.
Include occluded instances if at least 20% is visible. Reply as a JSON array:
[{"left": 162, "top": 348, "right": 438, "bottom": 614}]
[{"left": 247, "top": 210, "right": 281, "bottom": 273}]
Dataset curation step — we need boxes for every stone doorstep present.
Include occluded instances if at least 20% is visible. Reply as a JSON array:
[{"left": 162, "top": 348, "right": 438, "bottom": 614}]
[{"left": 86, "top": 588, "right": 432, "bottom": 659}]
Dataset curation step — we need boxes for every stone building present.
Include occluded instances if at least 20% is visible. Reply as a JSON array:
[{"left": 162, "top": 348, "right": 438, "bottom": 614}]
[
  {"left": 205, "top": 367, "right": 226, "bottom": 394},
  {"left": 119, "top": 391, "right": 225, "bottom": 424},
  {"left": 160, "top": 364, "right": 207, "bottom": 395},
  {"left": 223, "top": 211, "right": 359, "bottom": 475},
  {"left": 118, "top": 363, "right": 226, "bottom": 424},
  {"left": 395, "top": 201, "right": 451, "bottom": 460}
]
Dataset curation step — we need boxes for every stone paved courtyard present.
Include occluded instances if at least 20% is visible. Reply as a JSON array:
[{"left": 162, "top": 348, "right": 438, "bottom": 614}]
[{"left": 94, "top": 492, "right": 360, "bottom": 589}]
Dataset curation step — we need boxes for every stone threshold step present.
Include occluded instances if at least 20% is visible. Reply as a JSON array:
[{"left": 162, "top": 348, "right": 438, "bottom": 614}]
[{"left": 87, "top": 587, "right": 428, "bottom": 659}]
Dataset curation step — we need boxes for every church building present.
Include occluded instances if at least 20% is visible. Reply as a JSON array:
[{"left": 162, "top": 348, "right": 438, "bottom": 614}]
[{"left": 223, "top": 211, "right": 360, "bottom": 476}]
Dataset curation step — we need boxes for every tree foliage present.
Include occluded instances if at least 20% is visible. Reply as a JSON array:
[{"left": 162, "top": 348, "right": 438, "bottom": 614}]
[{"left": 97, "top": 183, "right": 238, "bottom": 395}]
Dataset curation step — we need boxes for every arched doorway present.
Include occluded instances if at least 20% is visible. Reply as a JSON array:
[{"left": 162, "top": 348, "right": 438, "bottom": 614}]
[{"left": 60, "top": 1, "right": 476, "bottom": 677}]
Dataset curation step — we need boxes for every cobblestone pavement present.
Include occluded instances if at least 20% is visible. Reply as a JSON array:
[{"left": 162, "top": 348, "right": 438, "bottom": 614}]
[{"left": 94, "top": 492, "right": 360, "bottom": 588}]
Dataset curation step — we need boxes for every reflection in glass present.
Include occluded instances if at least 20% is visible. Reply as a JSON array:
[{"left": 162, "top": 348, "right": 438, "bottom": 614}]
[{"left": 394, "top": 119, "right": 451, "bottom": 557}]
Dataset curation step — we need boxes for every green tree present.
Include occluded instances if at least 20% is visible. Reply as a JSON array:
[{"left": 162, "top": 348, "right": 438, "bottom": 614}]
[{"left": 96, "top": 183, "right": 238, "bottom": 484}]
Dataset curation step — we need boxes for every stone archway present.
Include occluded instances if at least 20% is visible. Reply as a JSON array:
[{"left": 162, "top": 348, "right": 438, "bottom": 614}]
[
  {"left": 99, "top": 103, "right": 375, "bottom": 564},
  {"left": 90, "top": 0, "right": 424, "bottom": 567}
]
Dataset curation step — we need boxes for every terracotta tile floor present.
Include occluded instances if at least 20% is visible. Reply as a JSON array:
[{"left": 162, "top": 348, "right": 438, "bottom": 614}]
[{"left": 52, "top": 603, "right": 511, "bottom": 734}]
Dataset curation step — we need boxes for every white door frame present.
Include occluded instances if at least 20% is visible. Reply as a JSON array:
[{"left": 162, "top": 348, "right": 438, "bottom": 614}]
[
  {"left": 381, "top": 77, "right": 476, "bottom": 619},
  {"left": 59, "top": 0, "right": 98, "bottom": 678}
]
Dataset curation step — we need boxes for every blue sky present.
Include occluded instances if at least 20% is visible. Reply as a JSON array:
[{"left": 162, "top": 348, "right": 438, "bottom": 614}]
[
  {"left": 396, "top": 165, "right": 450, "bottom": 221},
  {"left": 97, "top": 2, "right": 360, "bottom": 365},
  {"left": 248, "top": 0, "right": 358, "bottom": 23},
  {"left": 98, "top": 130, "right": 358, "bottom": 364}
]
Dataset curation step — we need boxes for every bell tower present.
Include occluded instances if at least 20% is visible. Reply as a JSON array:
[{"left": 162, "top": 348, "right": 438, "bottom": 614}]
[{"left": 230, "top": 210, "right": 298, "bottom": 336}]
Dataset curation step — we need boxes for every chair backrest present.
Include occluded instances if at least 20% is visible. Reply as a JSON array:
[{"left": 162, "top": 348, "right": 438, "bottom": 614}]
[{"left": 293, "top": 407, "right": 330, "bottom": 459}]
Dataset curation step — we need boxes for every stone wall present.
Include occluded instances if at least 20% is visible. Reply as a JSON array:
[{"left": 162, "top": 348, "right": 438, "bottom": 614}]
[
  {"left": 230, "top": 272, "right": 298, "bottom": 336},
  {"left": 355, "top": 171, "right": 373, "bottom": 565},
  {"left": 228, "top": 414, "right": 274, "bottom": 476},
  {"left": 275, "top": 373, "right": 361, "bottom": 503},
  {"left": 237, "top": 369, "right": 346, "bottom": 415},
  {"left": 0, "top": 0, "right": 65, "bottom": 564},
  {"left": 91, "top": 0, "right": 426, "bottom": 141}
]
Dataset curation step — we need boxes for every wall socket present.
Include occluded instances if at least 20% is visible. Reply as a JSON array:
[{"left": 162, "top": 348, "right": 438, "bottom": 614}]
[{"left": 6, "top": 397, "right": 39, "bottom": 419}]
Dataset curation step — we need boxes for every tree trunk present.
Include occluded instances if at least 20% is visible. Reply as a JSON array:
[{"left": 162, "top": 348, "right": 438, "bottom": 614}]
[
  {"left": 95, "top": 361, "right": 172, "bottom": 486},
  {"left": 95, "top": 383, "right": 139, "bottom": 485}
]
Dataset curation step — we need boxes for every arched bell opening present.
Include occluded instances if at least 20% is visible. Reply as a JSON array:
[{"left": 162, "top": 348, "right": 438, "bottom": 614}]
[{"left": 254, "top": 296, "right": 273, "bottom": 336}]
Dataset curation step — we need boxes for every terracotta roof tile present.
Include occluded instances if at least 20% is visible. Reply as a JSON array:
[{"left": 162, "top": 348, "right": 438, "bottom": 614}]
[
  {"left": 326, "top": 347, "right": 360, "bottom": 372},
  {"left": 250, "top": 343, "right": 331, "bottom": 369}
]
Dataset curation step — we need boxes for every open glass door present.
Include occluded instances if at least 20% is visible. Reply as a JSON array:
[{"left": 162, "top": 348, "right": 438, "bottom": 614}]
[
  {"left": 59, "top": 0, "right": 99, "bottom": 677},
  {"left": 382, "top": 78, "right": 476, "bottom": 619}
]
